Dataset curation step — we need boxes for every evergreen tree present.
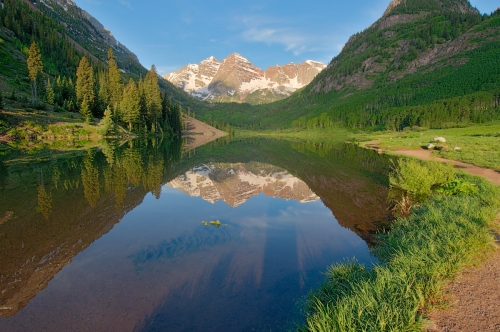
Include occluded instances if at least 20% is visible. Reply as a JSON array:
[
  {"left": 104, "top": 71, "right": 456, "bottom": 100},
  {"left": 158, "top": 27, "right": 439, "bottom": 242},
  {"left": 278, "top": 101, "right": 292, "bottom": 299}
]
[
  {"left": 144, "top": 65, "right": 162, "bottom": 132},
  {"left": 80, "top": 98, "right": 92, "bottom": 123},
  {"left": 107, "top": 49, "right": 123, "bottom": 108},
  {"left": 0, "top": 92, "right": 4, "bottom": 109},
  {"left": 137, "top": 77, "right": 147, "bottom": 129},
  {"left": 97, "top": 70, "right": 109, "bottom": 111},
  {"left": 27, "top": 41, "right": 43, "bottom": 107},
  {"left": 99, "top": 106, "right": 115, "bottom": 135},
  {"left": 169, "top": 104, "right": 182, "bottom": 135},
  {"left": 46, "top": 78, "right": 55, "bottom": 105},
  {"left": 161, "top": 92, "right": 172, "bottom": 133},
  {"left": 120, "top": 78, "right": 140, "bottom": 131},
  {"left": 76, "top": 56, "right": 95, "bottom": 117}
]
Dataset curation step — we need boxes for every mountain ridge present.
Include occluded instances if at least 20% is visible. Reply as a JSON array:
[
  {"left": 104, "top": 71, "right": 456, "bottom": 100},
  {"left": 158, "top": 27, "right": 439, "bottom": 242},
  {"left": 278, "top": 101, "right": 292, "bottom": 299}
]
[{"left": 163, "top": 53, "right": 326, "bottom": 104}]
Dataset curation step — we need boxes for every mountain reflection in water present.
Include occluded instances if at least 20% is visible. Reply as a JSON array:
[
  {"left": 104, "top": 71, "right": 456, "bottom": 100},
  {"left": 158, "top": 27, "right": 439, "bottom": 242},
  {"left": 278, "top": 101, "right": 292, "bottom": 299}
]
[
  {"left": 167, "top": 162, "right": 319, "bottom": 206},
  {"left": 0, "top": 137, "right": 392, "bottom": 332}
]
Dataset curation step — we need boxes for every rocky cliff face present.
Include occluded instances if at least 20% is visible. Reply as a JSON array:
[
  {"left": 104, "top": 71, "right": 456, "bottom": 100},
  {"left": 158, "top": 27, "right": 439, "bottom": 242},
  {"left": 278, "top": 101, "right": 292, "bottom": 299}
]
[
  {"left": 163, "top": 53, "right": 326, "bottom": 104},
  {"left": 164, "top": 56, "right": 221, "bottom": 93},
  {"left": 167, "top": 162, "right": 319, "bottom": 207}
]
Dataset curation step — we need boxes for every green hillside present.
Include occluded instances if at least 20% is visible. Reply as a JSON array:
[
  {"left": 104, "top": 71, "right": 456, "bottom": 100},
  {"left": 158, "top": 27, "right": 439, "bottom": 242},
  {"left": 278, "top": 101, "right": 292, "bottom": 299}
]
[{"left": 194, "top": 0, "right": 500, "bottom": 130}]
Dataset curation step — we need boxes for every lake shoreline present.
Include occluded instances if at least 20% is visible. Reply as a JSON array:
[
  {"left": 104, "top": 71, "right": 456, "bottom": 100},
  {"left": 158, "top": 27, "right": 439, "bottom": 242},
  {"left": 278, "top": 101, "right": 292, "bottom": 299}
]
[
  {"left": 302, "top": 160, "right": 500, "bottom": 331},
  {"left": 248, "top": 124, "right": 500, "bottom": 330}
]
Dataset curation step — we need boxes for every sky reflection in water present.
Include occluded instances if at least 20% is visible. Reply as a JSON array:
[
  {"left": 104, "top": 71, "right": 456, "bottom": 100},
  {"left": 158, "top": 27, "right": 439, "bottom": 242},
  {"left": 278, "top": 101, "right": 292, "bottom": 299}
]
[{"left": 0, "top": 139, "right": 389, "bottom": 331}]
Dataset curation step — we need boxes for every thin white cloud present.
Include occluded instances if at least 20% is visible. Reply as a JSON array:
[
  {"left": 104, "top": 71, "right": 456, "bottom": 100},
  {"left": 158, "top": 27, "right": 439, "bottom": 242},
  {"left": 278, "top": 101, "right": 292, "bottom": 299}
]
[{"left": 118, "top": 0, "right": 133, "bottom": 10}]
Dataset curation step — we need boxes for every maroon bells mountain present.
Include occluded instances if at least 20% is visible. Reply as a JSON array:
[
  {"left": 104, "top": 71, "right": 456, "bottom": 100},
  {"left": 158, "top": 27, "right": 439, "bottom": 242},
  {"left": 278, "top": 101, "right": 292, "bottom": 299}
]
[{"left": 163, "top": 53, "right": 326, "bottom": 104}]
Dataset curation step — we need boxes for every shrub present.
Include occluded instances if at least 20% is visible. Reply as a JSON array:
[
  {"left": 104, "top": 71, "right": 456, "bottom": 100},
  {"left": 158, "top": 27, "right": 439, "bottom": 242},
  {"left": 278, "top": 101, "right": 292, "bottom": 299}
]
[
  {"left": 389, "top": 158, "right": 455, "bottom": 198},
  {"left": 436, "top": 178, "right": 479, "bottom": 196},
  {"left": 7, "top": 127, "right": 26, "bottom": 140}
]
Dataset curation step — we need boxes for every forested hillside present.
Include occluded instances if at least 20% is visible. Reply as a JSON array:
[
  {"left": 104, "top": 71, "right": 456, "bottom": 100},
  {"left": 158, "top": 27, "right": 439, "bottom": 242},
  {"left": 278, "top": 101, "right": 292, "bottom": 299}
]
[
  {"left": 195, "top": 0, "right": 500, "bottom": 130},
  {"left": 0, "top": 0, "right": 189, "bottom": 134}
]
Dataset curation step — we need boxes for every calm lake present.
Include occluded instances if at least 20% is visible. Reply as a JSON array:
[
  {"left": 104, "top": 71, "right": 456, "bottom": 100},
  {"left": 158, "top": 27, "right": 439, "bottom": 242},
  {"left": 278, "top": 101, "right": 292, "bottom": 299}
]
[{"left": 0, "top": 137, "right": 392, "bottom": 331}]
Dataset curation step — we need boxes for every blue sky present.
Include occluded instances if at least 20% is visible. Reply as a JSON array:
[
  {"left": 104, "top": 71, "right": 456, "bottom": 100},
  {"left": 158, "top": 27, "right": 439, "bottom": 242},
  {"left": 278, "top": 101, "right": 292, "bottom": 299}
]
[{"left": 72, "top": 0, "right": 499, "bottom": 75}]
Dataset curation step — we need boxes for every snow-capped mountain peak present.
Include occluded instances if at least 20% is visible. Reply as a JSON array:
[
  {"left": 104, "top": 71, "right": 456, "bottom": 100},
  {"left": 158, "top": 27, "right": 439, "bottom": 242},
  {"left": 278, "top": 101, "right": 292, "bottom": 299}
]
[{"left": 163, "top": 53, "right": 326, "bottom": 104}]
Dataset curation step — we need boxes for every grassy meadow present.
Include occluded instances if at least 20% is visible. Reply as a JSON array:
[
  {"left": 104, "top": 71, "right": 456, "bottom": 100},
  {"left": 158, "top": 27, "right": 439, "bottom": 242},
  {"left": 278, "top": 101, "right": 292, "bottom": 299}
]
[{"left": 238, "top": 121, "right": 500, "bottom": 171}]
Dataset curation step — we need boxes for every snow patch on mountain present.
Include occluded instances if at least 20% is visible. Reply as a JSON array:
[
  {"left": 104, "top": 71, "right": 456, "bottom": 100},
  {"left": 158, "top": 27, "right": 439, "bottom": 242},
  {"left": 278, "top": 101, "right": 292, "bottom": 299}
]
[{"left": 163, "top": 53, "right": 326, "bottom": 104}]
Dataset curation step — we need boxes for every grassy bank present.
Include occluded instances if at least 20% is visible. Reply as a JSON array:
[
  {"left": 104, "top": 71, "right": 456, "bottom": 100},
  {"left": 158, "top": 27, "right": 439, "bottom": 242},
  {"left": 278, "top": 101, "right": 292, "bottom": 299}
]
[
  {"left": 0, "top": 108, "right": 134, "bottom": 162},
  {"left": 302, "top": 160, "right": 500, "bottom": 331},
  {"left": 355, "top": 122, "right": 500, "bottom": 170}
]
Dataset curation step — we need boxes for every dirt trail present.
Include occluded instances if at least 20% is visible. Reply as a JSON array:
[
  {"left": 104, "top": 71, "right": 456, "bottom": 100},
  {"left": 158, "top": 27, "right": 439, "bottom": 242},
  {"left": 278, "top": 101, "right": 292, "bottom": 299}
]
[
  {"left": 427, "top": 247, "right": 500, "bottom": 332},
  {"left": 393, "top": 149, "right": 500, "bottom": 186},
  {"left": 364, "top": 139, "right": 500, "bottom": 186},
  {"left": 181, "top": 116, "right": 227, "bottom": 151}
]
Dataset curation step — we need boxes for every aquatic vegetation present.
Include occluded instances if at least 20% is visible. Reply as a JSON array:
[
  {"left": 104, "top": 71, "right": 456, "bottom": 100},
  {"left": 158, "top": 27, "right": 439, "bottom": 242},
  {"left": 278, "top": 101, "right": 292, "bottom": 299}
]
[{"left": 201, "top": 220, "right": 225, "bottom": 227}]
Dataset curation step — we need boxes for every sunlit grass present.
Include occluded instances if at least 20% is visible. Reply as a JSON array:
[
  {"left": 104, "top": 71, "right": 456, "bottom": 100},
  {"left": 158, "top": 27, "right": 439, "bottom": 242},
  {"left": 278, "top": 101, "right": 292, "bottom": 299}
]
[
  {"left": 356, "top": 122, "right": 500, "bottom": 170},
  {"left": 302, "top": 163, "right": 500, "bottom": 331},
  {"left": 242, "top": 122, "right": 500, "bottom": 170}
]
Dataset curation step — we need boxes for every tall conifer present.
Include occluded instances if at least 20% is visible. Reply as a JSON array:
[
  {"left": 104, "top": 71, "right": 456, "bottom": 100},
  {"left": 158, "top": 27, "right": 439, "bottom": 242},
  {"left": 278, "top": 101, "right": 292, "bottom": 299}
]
[
  {"left": 46, "top": 78, "right": 55, "bottom": 105},
  {"left": 76, "top": 56, "right": 95, "bottom": 122},
  {"left": 107, "top": 49, "right": 123, "bottom": 108},
  {"left": 27, "top": 41, "right": 43, "bottom": 107},
  {"left": 144, "top": 65, "right": 162, "bottom": 132},
  {"left": 120, "top": 78, "right": 140, "bottom": 131}
]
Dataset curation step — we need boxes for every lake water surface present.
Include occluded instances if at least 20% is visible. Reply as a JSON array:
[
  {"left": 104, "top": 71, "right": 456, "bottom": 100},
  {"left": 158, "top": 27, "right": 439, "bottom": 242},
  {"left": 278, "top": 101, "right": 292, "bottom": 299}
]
[{"left": 0, "top": 137, "right": 391, "bottom": 331}]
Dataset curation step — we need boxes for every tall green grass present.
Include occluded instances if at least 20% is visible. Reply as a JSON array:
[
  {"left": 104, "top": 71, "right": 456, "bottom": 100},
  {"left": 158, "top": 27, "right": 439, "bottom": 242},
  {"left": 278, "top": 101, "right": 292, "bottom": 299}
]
[{"left": 302, "top": 162, "right": 500, "bottom": 331}]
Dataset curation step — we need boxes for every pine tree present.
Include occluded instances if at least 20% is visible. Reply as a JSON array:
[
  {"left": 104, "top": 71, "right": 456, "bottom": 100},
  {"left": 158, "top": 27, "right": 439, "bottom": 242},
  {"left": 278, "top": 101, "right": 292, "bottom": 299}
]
[
  {"left": 99, "top": 106, "right": 115, "bottom": 135},
  {"left": 27, "top": 41, "right": 43, "bottom": 107},
  {"left": 97, "top": 70, "right": 109, "bottom": 110},
  {"left": 107, "top": 49, "right": 123, "bottom": 108},
  {"left": 76, "top": 56, "right": 95, "bottom": 116},
  {"left": 137, "top": 77, "right": 147, "bottom": 128},
  {"left": 161, "top": 92, "right": 172, "bottom": 133},
  {"left": 80, "top": 98, "right": 92, "bottom": 124},
  {"left": 120, "top": 78, "right": 140, "bottom": 131},
  {"left": 144, "top": 65, "right": 162, "bottom": 132},
  {"left": 169, "top": 104, "right": 182, "bottom": 135},
  {"left": 46, "top": 78, "right": 55, "bottom": 105}
]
